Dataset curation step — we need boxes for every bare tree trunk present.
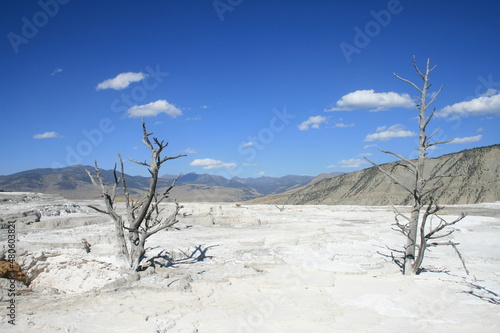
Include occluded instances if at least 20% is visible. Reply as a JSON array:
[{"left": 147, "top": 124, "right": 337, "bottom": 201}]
[
  {"left": 367, "top": 57, "right": 466, "bottom": 275},
  {"left": 405, "top": 206, "right": 419, "bottom": 274},
  {"left": 405, "top": 78, "right": 428, "bottom": 274},
  {"left": 87, "top": 119, "right": 186, "bottom": 271},
  {"left": 130, "top": 232, "right": 147, "bottom": 271},
  {"left": 115, "top": 215, "right": 131, "bottom": 266}
]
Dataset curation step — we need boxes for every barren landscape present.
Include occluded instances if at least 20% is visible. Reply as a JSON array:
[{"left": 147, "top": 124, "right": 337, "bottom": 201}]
[
  {"left": 3, "top": 1, "right": 500, "bottom": 331},
  {"left": 1, "top": 192, "right": 499, "bottom": 332}
]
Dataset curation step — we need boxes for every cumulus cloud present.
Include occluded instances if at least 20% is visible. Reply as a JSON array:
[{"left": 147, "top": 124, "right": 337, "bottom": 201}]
[
  {"left": 185, "top": 116, "right": 202, "bottom": 121},
  {"left": 339, "top": 158, "right": 367, "bottom": 168},
  {"left": 480, "top": 89, "right": 499, "bottom": 97},
  {"left": 184, "top": 148, "right": 197, "bottom": 154},
  {"left": 364, "top": 124, "right": 417, "bottom": 142},
  {"left": 298, "top": 115, "right": 327, "bottom": 131},
  {"left": 327, "top": 157, "right": 369, "bottom": 169},
  {"left": 33, "top": 131, "right": 62, "bottom": 139},
  {"left": 190, "top": 158, "right": 236, "bottom": 170},
  {"left": 128, "top": 100, "right": 182, "bottom": 118},
  {"left": 448, "top": 135, "right": 483, "bottom": 144},
  {"left": 50, "top": 68, "right": 62, "bottom": 76},
  {"left": 329, "top": 158, "right": 367, "bottom": 169},
  {"left": 436, "top": 94, "right": 500, "bottom": 118},
  {"left": 96, "top": 72, "right": 147, "bottom": 90},
  {"left": 335, "top": 122, "right": 355, "bottom": 128},
  {"left": 326, "top": 90, "right": 415, "bottom": 111},
  {"left": 240, "top": 142, "right": 254, "bottom": 148}
]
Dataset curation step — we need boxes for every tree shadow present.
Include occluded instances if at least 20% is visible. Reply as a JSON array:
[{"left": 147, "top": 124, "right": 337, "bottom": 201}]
[
  {"left": 140, "top": 245, "right": 218, "bottom": 271},
  {"left": 465, "top": 282, "right": 500, "bottom": 306},
  {"left": 376, "top": 245, "right": 404, "bottom": 273},
  {"left": 376, "top": 245, "right": 457, "bottom": 276}
]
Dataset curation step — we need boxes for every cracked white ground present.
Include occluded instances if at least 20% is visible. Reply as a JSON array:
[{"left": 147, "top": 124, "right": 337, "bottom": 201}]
[{"left": 1, "top": 193, "right": 499, "bottom": 332}]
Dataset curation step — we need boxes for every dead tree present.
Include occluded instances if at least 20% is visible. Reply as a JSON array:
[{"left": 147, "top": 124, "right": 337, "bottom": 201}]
[
  {"left": 366, "top": 57, "right": 466, "bottom": 275},
  {"left": 86, "top": 120, "right": 186, "bottom": 271}
]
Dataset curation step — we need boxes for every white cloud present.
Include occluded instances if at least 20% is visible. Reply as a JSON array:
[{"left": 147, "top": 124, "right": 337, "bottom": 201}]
[
  {"left": 326, "top": 90, "right": 414, "bottom": 111},
  {"left": 242, "top": 163, "right": 256, "bottom": 167},
  {"left": 200, "top": 105, "right": 209, "bottom": 109},
  {"left": 338, "top": 158, "right": 367, "bottom": 168},
  {"left": 190, "top": 158, "right": 236, "bottom": 170},
  {"left": 185, "top": 116, "right": 202, "bottom": 121},
  {"left": 240, "top": 141, "right": 254, "bottom": 148},
  {"left": 128, "top": 100, "right": 182, "bottom": 118},
  {"left": 480, "top": 89, "right": 499, "bottom": 97},
  {"left": 257, "top": 171, "right": 265, "bottom": 176},
  {"left": 364, "top": 124, "right": 417, "bottom": 142},
  {"left": 33, "top": 131, "right": 62, "bottom": 139},
  {"left": 448, "top": 135, "right": 483, "bottom": 144},
  {"left": 436, "top": 94, "right": 500, "bottom": 118},
  {"left": 50, "top": 68, "right": 62, "bottom": 76},
  {"left": 298, "top": 115, "right": 327, "bottom": 131},
  {"left": 335, "top": 122, "right": 355, "bottom": 128},
  {"left": 184, "top": 148, "right": 197, "bottom": 154},
  {"left": 96, "top": 72, "right": 147, "bottom": 90}
]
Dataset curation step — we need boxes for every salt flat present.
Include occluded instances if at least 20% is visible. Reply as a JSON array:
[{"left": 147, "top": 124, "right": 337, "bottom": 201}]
[{"left": 1, "top": 193, "right": 499, "bottom": 332}]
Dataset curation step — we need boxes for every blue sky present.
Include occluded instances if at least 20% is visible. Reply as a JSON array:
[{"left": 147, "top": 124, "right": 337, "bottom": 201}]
[{"left": 1, "top": 0, "right": 499, "bottom": 178}]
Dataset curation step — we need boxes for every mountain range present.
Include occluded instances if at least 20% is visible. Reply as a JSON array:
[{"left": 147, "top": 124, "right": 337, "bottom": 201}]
[
  {"left": 1, "top": 145, "right": 498, "bottom": 204},
  {"left": 0, "top": 165, "right": 342, "bottom": 202}
]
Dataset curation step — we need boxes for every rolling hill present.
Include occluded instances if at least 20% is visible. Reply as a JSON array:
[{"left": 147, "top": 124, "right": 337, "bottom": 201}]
[
  {"left": 0, "top": 166, "right": 318, "bottom": 202},
  {"left": 284, "top": 144, "right": 500, "bottom": 205}
]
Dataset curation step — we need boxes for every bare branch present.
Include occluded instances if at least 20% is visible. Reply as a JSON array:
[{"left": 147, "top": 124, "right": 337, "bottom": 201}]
[
  {"left": 378, "top": 147, "right": 416, "bottom": 170},
  {"left": 426, "top": 85, "right": 443, "bottom": 109},
  {"left": 425, "top": 213, "right": 466, "bottom": 240},
  {"left": 427, "top": 139, "right": 453, "bottom": 148},
  {"left": 394, "top": 73, "right": 423, "bottom": 94},
  {"left": 129, "top": 158, "right": 150, "bottom": 167},
  {"left": 87, "top": 205, "right": 109, "bottom": 215},
  {"left": 425, "top": 127, "right": 441, "bottom": 144},
  {"left": 365, "top": 157, "right": 414, "bottom": 195},
  {"left": 145, "top": 202, "right": 183, "bottom": 238},
  {"left": 390, "top": 162, "right": 416, "bottom": 176},
  {"left": 162, "top": 173, "right": 182, "bottom": 198},
  {"left": 413, "top": 55, "right": 426, "bottom": 80},
  {"left": 275, "top": 204, "right": 285, "bottom": 212},
  {"left": 159, "top": 154, "right": 187, "bottom": 165}
]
